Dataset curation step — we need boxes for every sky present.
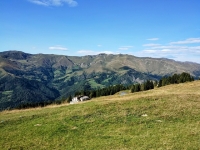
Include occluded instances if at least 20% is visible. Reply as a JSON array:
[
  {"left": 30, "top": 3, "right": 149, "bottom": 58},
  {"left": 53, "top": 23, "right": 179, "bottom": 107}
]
[{"left": 0, "top": 0, "right": 200, "bottom": 63}]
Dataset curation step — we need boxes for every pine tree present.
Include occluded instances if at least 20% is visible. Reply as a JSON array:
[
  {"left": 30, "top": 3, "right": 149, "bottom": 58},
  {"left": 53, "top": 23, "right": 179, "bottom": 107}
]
[
  {"left": 158, "top": 79, "right": 162, "bottom": 87},
  {"left": 150, "top": 81, "right": 154, "bottom": 89},
  {"left": 143, "top": 82, "right": 147, "bottom": 91},
  {"left": 131, "top": 85, "right": 135, "bottom": 93},
  {"left": 134, "top": 84, "right": 140, "bottom": 92},
  {"left": 67, "top": 95, "right": 72, "bottom": 103}
]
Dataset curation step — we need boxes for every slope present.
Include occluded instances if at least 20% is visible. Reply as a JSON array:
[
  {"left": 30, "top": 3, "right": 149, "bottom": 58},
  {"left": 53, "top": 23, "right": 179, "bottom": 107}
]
[
  {"left": 1, "top": 50, "right": 200, "bottom": 110},
  {"left": 0, "top": 80, "right": 199, "bottom": 149}
]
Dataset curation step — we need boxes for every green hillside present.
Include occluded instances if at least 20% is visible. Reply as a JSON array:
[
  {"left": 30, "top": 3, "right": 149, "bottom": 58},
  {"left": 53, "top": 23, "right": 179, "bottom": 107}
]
[
  {"left": 1, "top": 50, "right": 200, "bottom": 110},
  {"left": 0, "top": 81, "right": 199, "bottom": 149}
]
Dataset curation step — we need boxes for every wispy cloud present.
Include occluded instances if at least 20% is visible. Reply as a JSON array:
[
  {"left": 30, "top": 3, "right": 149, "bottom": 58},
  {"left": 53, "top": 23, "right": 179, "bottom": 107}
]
[
  {"left": 170, "top": 38, "right": 200, "bottom": 45},
  {"left": 143, "top": 50, "right": 157, "bottom": 54},
  {"left": 142, "top": 45, "right": 200, "bottom": 54},
  {"left": 49, "top": 46, "right": 68, "bottom": 50},
  {"left": 119, "top": 47, "right": 129, "bottom": 50},
  {"left": 97, "top": 45, "right": 102, "bottom": 47},
  {"left": 77, "top": 50, "right": 116, "bottom": 55},
  {"left": 77, "top": 50, "right": 97, "bottom": 55},
  {"left": 101, "top": 51, "right": 114, "bottom": 54},
  {"left": 138, "top": 38, "right": 200, "bottom": 63},
  {"left": 118, "top": 46, "right": 133, "bottom": 50},
  {"left": 28, "top": 0, "right": 78, "bottom": 7},
  {"left": 28, "top": 0, "right": 48, "bottom": 6},
  {"left": 143, "top": 43, "right": 161, "bottom": 47},
  {"left": 147, "top": 38, "right": 159, "bottom": 41},
  {"left": 161, "top": 49, "right": 171, "bottom": 52}
]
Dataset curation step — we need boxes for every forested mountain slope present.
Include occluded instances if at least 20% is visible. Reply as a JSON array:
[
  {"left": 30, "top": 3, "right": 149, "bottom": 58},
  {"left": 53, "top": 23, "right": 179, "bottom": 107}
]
[{"left": 0, "top": 50, "right": 200, "bottom": 110}]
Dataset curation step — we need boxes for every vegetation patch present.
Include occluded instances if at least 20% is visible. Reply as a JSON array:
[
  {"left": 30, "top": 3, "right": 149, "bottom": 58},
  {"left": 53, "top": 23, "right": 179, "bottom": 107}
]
[{"left": 88, "top": 79, "right": 105, "bottom": 89}]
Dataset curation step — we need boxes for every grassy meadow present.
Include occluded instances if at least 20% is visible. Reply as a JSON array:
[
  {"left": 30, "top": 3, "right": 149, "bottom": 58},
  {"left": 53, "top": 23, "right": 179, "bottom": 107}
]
[{"left": 0, "top": 81, "right": 200, "bottom": 149}]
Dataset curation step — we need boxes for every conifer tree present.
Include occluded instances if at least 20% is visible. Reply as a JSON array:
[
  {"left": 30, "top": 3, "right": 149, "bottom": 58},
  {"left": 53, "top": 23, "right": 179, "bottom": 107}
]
[
  {"left": 131, "top": 85, "right": 135, "bottom": 93},
  {"left": 67, "top": 95, "right": 72, "bottom": 103},
  {"left": 134, "top": 84, "right": 140, "bottom": 92},
  {"left": 158, "top": 79, "right": 162, "bottom": 87}
]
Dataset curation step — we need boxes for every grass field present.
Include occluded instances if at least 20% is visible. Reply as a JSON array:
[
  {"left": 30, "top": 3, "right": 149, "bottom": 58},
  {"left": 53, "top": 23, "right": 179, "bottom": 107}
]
[{"left": 0, "top": 81, "right": 200, "bottom": 149}]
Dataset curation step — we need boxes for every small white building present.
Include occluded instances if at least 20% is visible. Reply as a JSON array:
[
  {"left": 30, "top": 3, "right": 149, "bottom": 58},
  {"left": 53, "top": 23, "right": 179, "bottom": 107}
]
[
  {"left": 70, "top": 95, "right": 90, "bottom": 104},
  {"left": 80, "top": 96, "right": 90, "bottom": 101}
]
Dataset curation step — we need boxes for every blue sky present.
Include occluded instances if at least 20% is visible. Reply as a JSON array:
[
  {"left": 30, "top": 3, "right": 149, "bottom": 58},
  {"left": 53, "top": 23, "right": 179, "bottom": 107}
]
[{"left": 0, "top": 0, "right": 200, "bottom": 63}]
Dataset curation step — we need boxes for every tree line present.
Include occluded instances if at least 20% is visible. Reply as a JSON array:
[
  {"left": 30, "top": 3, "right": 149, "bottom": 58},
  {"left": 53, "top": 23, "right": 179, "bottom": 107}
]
[
  {"left": 17, "top": 72, "right": 195, "bottom": 109},
  {"left": 158, "top": 72, "right": 194, "bottom": 87},
  {"left": 130, "top": 72, "right": 194, "bottom": 93},
  {"left": 73, "top": 84, "right": 128, "bottom": 99},
  {"left": 71, "top": 80, "right": 155, "bottom": 100},
  {"left": 130, "top": 80, "right": 155, "bottom": 93},
  {"left": 65, "top": 72, "right": 195, "bottom": 103}
]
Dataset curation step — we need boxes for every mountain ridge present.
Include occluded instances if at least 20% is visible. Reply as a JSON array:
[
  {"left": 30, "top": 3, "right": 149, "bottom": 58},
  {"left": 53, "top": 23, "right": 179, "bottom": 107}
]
[{"left": 0, "top": 50, "right": 200, "bottom": 110}]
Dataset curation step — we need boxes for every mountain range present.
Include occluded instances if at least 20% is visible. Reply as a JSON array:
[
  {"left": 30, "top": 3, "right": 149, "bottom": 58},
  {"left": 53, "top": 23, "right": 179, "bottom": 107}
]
[{"left": 0, "top": 50, "right": 200, "bottom": 110}]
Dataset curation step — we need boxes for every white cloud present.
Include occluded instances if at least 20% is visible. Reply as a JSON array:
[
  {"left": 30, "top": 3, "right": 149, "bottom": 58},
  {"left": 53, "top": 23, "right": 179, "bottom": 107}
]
[
  {"left": 136, "top": 49, "right": 200, "bottom": 63},
  {"left": 142, "top": 45, "right": 200, "bottom": 54},
  {"left": 28, "top": 0, "right": 78, "bottom": 7},
  {"left": 138, "top": 39, "right": 200, "bottom": 63},
  {"left": 28, "top": 0, "right": 48, "bottom": 6},
  {"left": 77, "top": 50, "right": 97, "bottom": 55},
  {"left": 101, "top": 51, "right": 114, "bottom": 54},
  {"left": 77, "top": 50, "right": 116, "bottom": 55},
  {"left": 170, "top": 38, "right": 200, "bottom": 45},
  {"left": 49, "top": 46, "right": 68, "bottom": 50},
  {"left": 122, "top": 46, "right": 133, "bottom": 48},
  {"left": 147, "top": 38, "right": 159, "bottom": 41},
  {"left": 143, "top": 43, "right": 161, "bottom": 47},
  {"left": 143, "top": 50, "right": 157, "bottom": 53},
  {"left": 119, "top": 47, "right": 129, "bottom": 50},
  {"left": 161, "top": 49, "right": 171, "bottom": 52},
  {"left": 65, "top": 0, "right": 78, "bottom": 7},
  {"left": 118, "top": 46, "right": 133, "bottom": 50},
  {"left": 97, "top": 45, "right": 102, "bottom": 47}
]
